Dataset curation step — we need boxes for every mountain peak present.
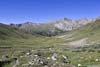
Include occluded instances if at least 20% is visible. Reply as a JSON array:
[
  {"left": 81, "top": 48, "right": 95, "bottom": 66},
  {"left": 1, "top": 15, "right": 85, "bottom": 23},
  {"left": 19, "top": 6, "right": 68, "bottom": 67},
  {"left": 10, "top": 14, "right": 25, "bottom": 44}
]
[
  {"left": 63, "top": 17, "right": 71, "bottom": 21},
  {"left": 24, "top": 22, "right": 33, "bottom": 24}
]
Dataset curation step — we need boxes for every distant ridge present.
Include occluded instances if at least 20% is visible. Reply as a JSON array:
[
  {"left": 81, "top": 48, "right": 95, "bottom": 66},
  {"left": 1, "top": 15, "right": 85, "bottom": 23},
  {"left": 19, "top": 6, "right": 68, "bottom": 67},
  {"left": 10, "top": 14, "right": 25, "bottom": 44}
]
[{"left": 11, "top": 17, "right": 96, "bottom": 36}]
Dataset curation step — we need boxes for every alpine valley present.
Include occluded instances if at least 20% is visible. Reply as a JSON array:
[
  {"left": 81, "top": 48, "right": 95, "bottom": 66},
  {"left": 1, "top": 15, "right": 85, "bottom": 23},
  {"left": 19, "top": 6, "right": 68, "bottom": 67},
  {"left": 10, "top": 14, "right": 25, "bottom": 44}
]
[{"left": 0, "top": 17, "right": 100, "bottom": 67}]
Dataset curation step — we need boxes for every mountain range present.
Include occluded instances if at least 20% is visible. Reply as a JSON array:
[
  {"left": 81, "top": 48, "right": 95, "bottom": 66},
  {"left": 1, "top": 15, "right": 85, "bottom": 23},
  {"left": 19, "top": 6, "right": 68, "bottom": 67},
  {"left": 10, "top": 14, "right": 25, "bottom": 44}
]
[
  {"left": 0, "top": 17, "right": 100, "bottom": 39},
  {"left": 10, "top": 17, "right": 97, "bottom": 36}
]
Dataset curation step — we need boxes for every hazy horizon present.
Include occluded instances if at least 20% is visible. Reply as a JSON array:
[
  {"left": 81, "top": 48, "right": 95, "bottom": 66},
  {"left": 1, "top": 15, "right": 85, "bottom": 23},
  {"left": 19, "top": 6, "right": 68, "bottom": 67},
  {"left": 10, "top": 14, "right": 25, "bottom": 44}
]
[{"left": 0, "top": 0, "right": 100, "bottom": 24}]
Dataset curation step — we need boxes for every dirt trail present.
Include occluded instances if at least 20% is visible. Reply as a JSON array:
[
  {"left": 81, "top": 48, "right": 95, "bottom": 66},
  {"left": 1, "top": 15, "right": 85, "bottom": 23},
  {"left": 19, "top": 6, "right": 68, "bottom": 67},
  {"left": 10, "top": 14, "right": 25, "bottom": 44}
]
[
  {"left": 68, "top": 38, "right": 89, "bottom": 47},
  {"left": 61, "top": 38, "right": 89, "bottom": 48}
]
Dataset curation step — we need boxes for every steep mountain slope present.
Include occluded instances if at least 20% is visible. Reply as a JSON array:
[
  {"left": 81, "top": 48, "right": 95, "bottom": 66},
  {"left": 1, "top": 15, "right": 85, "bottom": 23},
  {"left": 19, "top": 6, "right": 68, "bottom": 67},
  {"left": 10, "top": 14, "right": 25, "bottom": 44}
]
[
  {"left": 56, "top": 18, "right": 100, "bottom": 47},
  {"left": 0, "top": 23, "right": 31, "bottom": 40}
]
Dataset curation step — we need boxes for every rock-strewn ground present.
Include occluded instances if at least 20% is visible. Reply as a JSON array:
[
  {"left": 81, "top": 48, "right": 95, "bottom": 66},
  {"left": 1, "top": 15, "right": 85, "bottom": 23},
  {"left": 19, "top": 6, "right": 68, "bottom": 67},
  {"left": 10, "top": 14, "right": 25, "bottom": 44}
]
[
  {"left": 0, "top": 48, "right": 75, "bottom": 67},
  {"left": 0, "top": 46, "right": 100, "bottom": 67}
]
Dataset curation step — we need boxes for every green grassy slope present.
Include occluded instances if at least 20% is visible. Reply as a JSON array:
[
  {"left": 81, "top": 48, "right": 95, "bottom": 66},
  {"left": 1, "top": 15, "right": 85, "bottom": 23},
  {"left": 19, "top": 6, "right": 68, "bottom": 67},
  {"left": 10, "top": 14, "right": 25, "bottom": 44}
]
[
  {"left": 58, "top": 19, "right": 100, "bottom": 44},
  {"left": 0, "top": 23, "right": 31, "bottom": 40}
]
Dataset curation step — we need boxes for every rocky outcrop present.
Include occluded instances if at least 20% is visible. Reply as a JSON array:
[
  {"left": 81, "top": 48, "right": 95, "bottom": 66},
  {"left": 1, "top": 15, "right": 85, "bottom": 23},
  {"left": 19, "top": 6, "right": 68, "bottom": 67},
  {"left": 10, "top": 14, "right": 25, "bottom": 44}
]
[{"left": 0, "top": 48, "right": 75, "bottom": 67}]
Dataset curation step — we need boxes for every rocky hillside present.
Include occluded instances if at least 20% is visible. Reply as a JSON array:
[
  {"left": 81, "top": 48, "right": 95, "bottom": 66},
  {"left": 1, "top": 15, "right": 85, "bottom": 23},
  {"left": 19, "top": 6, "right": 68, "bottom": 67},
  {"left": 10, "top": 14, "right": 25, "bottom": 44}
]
[
  {"left": 12, "top": 18, "right": 96, "bottom": 36},
  {"left": 56, "top": 18, "right": 100, "bottom": 47},
  {"left": 0, "top": 23, "right": 32, "bottom": 40}
]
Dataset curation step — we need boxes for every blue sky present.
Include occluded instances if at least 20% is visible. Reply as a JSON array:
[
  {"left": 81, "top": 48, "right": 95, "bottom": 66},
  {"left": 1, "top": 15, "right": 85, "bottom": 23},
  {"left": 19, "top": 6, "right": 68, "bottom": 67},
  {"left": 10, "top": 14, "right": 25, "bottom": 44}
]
[{"left": 0, "top": 0, "right": 100, "bottom": 24}]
